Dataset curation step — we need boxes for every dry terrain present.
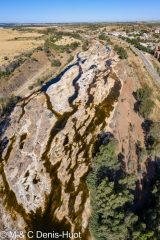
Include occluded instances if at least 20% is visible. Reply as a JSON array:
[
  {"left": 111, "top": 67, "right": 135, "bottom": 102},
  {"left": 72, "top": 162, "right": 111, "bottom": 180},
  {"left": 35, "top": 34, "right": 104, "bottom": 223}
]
[
  {"left": 0, "top": 27, "right": 82, "bottom": 98},
  {"left": 56, "top": 36, "right": 81, "bottom": 45},
  {"left": 0, "top": 28, "right": 44, "bottom": 64}
]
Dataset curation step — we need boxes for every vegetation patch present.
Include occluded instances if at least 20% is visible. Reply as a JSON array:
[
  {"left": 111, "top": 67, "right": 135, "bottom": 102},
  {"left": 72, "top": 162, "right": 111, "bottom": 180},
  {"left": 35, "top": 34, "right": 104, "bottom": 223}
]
[
  {"left": 114, "top": 45, "right": 128, "bottom": 59},
  {"left": 0, "top": 94, "right": 19, "bottom": 118},
  {"left": 134, "top": 85, "right": 154, "bottom": 119},
  {"left": 51, "top": 59, "right": 61, "bottom": 67},
  {"left": 87, "top": 133, "right": 160, "bottom": 240}
]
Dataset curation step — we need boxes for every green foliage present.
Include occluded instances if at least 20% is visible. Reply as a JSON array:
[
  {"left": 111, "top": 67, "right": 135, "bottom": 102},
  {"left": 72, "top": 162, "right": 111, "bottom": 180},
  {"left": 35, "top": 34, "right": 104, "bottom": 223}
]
[
  {"left": 31, "top": 57, "right": 38, "bottom": 62},
  {"left": 149, "top": 122, "right": 160, "bottom": 141},
  {"left": 49, "top": 42, "right": 66, "bottom": 52},
  {"left": 106, "top": 37, "right": 113, "bottom": 45},
  {"left": 135, "top": 85, "right": 154, "bottom": 119},
  {"left": 67, "top": 55, "right": 74, "bottom": 63},
  {"left": 0, "top": 71, "right": 12, "bottom": 78},
  {"left": 139, "top": 99, "right": 154, "bottom": 119},
  {"left": 99, "top": 34, "right": 106, "bottom": 40},
  {"left": 36, "top": 78, "right": 44, "bottom": 86},
  {"left": 51, "top": 59, "right": 61, "bottom": 67},
  {"left": 69, "top": 41, "right": 80, "bottom": 51},
  {"left": 82, "top": 40, "right": 89, "bottom": 51},
  {"left": 50, "top": 35, "right": 62, "bottom": 42},
  {"left": 28, "top": 85, "right": 33, "bottom": 90},
  {"left": 93, "top": 141, "right": 120, "bottom": 171},
  {"left": 25, "top": 52, "right": 32, "bottom": 58},
  {"left": 87, "top": 137, "right": 141, "bottom": 240},
  {"left": 4, "top": 56, "right": 9, "bottom": 60},
  {"left": 147, "top": 122, "right": 160, "bottom": 156},
  {"left": 136, "top": 85, "right": 153, "bottom": 101},
  {"left": 55, "top": 31, "right": 82, "bottom": 40},
  {"left": 87, "top": 132, "right": 160, "bottom": 239},
  {"left": 120, "top": 36, "right": 155, "bottom": 54},
  {"left": 0, "top": 94, "right": 19, "bottom": 117},
  {"left": 114, "top": 45, "right": 128, "bottom": 59}
]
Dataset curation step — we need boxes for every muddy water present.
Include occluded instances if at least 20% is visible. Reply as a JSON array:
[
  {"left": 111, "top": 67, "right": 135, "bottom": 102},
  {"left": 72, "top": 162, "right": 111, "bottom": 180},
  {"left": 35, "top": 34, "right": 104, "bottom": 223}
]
[{"left": 68, "top": 65, "right": 82, "bottom": 104}]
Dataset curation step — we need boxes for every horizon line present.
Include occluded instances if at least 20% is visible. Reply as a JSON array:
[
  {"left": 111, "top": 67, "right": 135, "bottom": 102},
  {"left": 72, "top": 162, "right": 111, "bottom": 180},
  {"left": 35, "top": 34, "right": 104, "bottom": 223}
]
[{"left": 0, "top": 20, "right": 160, "bottom": 25}]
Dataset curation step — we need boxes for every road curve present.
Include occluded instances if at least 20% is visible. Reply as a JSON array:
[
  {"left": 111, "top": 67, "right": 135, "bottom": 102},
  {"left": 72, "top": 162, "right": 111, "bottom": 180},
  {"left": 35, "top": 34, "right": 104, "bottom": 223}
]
[{"left": 110, "top": 35, "right": 160, "bottom": 84}]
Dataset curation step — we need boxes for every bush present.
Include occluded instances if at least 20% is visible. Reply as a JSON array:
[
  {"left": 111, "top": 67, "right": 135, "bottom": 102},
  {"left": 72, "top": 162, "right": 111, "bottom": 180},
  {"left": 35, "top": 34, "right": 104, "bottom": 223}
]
[
  {"left": 25, "top": 52, "right": 32, "bottom": 58},
  {"left": 31, "top": 58, "right": 38, "bottom": 62},
  {"left": 51, "top": 59, "right": 61, "bottom": 67},
  {"left": 0, "top": 94, "right": 19, "bottom": 117},
  {"left": 82, "top": 40, "right": 89, "bottom": 51},
  {"left": 36, "top": 78, "right": 44, "bottom": 86},
  {"left": 70, "top": 41, "right": 80, "bottom": 51},
  {"left": 28, "top": 85, "right": 33, "bottom": 90},
  {"left": 139, "top": 99, "right": 154, "bottom": 119},
  {"left": 99, "top": 34, "right": 106, "bottom": 40},
  {"left": 136, "top": 85, "right": 153, "bottom": 101},
  {"left": 36, "top": 46, "right": 43, "bottom": 51},
  {"left": 67, "top": 55, "right": 74, "bottom": 63},
  {"left": 4, "top": 56, "right": 9, "bottom": 60},
  {"left": 114, "top": 45, "right": 128, "bottom": 59}
]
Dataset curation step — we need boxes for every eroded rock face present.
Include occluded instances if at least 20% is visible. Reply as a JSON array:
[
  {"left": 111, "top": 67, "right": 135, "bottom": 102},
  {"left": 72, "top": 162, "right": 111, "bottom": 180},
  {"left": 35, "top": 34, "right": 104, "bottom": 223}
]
[{"left": 0, "top": 41, "right": 125, "bottom": 239}]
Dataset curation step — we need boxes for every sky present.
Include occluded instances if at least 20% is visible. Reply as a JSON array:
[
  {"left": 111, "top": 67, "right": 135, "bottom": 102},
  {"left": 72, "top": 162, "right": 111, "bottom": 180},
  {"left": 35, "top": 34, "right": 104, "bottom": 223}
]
[{"left": 0, "top": 0, "right": 160, "bottom": 23}]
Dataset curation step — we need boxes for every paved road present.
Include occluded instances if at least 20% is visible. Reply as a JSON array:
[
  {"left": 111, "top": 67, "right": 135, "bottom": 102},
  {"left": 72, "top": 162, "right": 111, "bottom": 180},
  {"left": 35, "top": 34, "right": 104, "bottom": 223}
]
[
  {"left": 131, "top": 46, "right": 160, "bottom": 83},
  {"left": 110, "top": 35, "right": 160, "bottom": 84}
]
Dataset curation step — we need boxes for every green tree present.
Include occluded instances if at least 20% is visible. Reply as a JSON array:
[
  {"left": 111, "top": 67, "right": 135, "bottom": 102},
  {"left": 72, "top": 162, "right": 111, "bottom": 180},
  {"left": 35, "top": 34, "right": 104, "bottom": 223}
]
[
  {"left": 139, "top": 99, "right": 154, "bottom": 119},
  {"left": 136, "top": 85, "right": 153, "bottom": 101},
  {"left": 99, "top": 34, "right": 106, "bottom": 40},
  {"left": 70, "top": 41, "right": 80, "bottom": 51}
]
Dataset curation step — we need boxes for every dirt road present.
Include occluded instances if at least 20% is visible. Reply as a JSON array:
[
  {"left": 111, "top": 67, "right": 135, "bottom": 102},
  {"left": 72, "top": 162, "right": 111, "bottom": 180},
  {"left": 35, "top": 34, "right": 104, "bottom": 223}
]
[{"left": 14, "top": 63, "right": 50, "bottom": 96}]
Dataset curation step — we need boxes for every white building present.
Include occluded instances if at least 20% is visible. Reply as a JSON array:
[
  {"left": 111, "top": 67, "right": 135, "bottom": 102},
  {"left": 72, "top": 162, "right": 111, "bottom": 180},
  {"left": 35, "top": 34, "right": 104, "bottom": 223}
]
[{"left": 153, "top": 29, "right": 160, "bottom": 34}]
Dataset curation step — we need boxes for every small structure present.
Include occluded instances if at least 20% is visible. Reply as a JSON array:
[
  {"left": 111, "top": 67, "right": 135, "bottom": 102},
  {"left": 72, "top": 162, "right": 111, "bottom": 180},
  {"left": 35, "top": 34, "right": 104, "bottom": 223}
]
[
  {"left": 82, "top": 35, "right": 91, "bottom": 40},
  {"left": 152, "top": 29, "right": 160, "bottom": 34}
]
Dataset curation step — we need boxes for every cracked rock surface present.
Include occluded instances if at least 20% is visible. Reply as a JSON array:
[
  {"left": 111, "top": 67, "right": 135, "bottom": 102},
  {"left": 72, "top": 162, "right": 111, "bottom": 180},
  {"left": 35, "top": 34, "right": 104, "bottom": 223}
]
[{"left": 0, "top": 41, "right": 125, "bottom": 239}]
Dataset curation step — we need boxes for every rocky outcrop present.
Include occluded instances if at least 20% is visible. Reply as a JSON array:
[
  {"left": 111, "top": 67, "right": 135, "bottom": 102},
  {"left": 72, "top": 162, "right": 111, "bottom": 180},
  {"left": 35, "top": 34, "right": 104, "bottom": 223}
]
[{"left": 0, "top": 41, "right": 125, "bottom": 239}]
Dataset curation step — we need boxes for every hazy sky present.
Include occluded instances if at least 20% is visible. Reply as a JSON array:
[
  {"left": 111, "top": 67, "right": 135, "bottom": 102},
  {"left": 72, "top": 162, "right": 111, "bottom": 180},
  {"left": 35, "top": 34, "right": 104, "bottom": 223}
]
[{"left": 1, "top": 0, "right": 159, "bottom": 23}]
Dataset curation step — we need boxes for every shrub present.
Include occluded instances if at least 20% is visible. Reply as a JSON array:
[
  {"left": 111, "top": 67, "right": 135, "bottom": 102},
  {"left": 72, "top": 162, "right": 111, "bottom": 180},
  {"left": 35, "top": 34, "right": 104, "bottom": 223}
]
[
  {"left": 67, "top": 55, "right": 74, "bottom": 63},
  {"left": 4, "top": 56, "right": 9, "bottom": 60},
  {"left": 28, "top": 85, "right": 33, "bottom": 90},
  {"left": 82, "top": 40, "right": 89, "bottom": 51},
  {"left": 136, "top": 85, "right": 153, "bottom": 101},
  {"left": 51, "top": 59, "right": 61, "bottom": 67},
  {"left": 25, "top": 52, "right": 32, "bottom": 58},
  {"left": 0, "top": 94, "right": 19, "bottom": 117},
  {"left": 36, "top": 46, "right": 43, "bottom": 51},
  {"left": 99, "top": 34, "right": 106, "bottom": 40},
  {"left": 31, "top": 58, "right": 38, "bottom": 62},
  {"left": 139, "top": 99, "right": 154, "bottom": 119},
  {"left": 36, "top": 79, "right": 44, "bottom": 86},
  {"left": 114, "top": 45, "right": 128, "bottom": 59},
  {"left": 70, "top": 41, "right": 80, "bottom": 51}
]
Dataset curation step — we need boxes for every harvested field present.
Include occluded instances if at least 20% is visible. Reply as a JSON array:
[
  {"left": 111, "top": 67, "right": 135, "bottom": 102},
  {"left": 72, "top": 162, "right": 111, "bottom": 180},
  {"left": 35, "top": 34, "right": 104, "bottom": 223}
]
[{"left": 0, "top": 29, "right": 44, "bottom": 64}]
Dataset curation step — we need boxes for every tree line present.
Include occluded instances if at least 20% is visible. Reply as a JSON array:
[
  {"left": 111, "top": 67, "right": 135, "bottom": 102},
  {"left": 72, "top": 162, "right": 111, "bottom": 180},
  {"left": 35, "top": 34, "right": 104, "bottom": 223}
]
[{"left": 87, "top": 133, "right": 160, "bottom": 239}]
